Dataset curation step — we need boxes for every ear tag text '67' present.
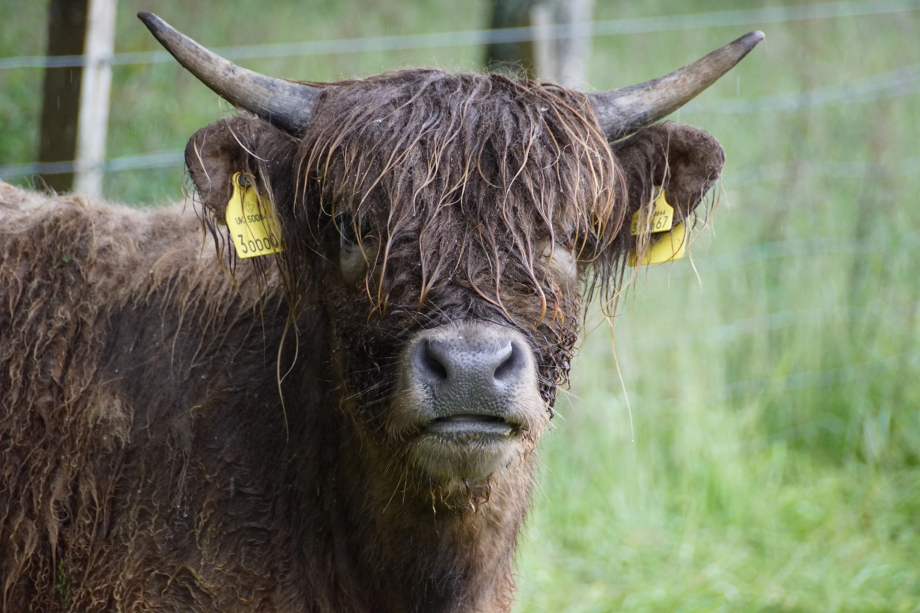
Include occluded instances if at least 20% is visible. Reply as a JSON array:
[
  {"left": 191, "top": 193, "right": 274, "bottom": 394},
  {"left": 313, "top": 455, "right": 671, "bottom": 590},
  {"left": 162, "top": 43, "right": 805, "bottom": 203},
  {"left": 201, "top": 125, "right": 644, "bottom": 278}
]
[
  {"left": 226, "top": 173, "right": 285, "bottom": 259},
  {"left": 628, "top": 187, "right": 686, "bottom": 266},
  {"left": 630, "top": 186, "right": 673, "bottom": 236}
]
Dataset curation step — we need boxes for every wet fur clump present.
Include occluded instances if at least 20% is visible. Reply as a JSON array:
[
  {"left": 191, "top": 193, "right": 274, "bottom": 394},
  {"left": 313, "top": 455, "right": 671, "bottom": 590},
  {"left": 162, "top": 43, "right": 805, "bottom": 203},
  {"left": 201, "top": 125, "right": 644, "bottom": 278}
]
[
  {"left": 294, "top": 70, "right": 623, "bottom": 305},
  {"left": 0, "top": 184, "right": 282, "bottom": 611}
]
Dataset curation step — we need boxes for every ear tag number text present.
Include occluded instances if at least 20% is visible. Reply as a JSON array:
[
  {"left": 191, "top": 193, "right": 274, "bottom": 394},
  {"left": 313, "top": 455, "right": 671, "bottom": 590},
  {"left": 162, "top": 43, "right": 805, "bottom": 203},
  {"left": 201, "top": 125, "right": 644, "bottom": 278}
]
[
  {"left": 226, "top": 172, "right": 285, "bottom": 259},
  {"left": 630, "top": 186, "right": 673, "bottom": 236},
  {"left": 628, "top": 187, "right": 685, "bottom": 266}
]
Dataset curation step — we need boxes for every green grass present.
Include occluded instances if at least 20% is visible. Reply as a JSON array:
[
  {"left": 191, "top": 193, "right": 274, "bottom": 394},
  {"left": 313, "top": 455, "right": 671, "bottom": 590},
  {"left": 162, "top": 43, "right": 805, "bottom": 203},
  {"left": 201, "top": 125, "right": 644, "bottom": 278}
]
[
  {"left": 2, "top": 1, "right": 919, "bottom": 610},
  {"left": 515, "top": 6, "right": 920, "bottom": 608}
]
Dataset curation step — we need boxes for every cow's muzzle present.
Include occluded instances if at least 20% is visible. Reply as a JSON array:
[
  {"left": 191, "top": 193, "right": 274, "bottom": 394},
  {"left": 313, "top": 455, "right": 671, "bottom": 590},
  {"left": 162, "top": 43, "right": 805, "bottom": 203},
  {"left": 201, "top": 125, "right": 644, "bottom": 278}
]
[{"left": 392, "top": 322, "right": 546, "bottom": 480}]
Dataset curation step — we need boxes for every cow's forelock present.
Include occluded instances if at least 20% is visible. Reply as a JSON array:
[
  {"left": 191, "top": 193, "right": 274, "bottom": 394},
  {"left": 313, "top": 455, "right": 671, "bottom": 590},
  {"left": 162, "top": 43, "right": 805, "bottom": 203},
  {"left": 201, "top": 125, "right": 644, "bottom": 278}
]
[{"left": 297, "top": 70, "right": 623, "bottom": 298}]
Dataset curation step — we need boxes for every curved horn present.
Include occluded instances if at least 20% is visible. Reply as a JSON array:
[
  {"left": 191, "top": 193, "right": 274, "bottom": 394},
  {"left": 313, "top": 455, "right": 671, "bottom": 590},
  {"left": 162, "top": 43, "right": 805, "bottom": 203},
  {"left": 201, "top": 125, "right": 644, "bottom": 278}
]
[
  {"left": 589, "top": 31, "right": 764, "bottom": 141},
  {"left": 138, "top": 12, "right": 320, "bottom": 136}
]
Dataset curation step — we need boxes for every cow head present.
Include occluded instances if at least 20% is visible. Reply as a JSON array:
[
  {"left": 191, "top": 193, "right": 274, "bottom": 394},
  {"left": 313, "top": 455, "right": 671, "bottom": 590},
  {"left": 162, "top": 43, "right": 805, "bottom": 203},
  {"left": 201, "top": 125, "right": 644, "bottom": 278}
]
[{"left": 142, "top": 13, "right": 758, "bottom": 504}]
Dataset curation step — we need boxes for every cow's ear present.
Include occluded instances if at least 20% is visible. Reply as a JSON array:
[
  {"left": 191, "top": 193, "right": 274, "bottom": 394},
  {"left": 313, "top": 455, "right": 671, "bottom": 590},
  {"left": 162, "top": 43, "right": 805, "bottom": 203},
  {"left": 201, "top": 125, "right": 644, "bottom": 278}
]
[
  {"left": 612, "top": 122, "right": 724, "bottom": 228},
  {"left": 184, "top": 115, "right": 299, "bottom": 222},
  {"left": 581, "top": 123, "right": 723, "bottom": 288}
]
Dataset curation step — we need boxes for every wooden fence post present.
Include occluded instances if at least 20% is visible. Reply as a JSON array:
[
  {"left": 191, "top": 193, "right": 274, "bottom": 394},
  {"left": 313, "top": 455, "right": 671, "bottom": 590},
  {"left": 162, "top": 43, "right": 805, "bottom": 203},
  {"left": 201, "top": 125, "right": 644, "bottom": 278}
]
[
  {"left": 74, "top": 0, "right": 118, "bottom": 196},
  {"left": 37, "top": 0, "right": 89, "bottom": 193},
  {"left": 531, "top": 0, "right": 594, "bottom": 88},
  {"left": 484, "top": 0, "right": 594, "bottom": 88},
  {"left": 484, "top": 0, "right": 539, "bottom": 77}
]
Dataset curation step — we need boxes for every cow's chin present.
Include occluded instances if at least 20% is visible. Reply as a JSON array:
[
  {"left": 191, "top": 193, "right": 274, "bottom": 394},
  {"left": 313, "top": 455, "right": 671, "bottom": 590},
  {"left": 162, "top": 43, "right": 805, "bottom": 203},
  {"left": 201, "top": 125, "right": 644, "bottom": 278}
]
[{"left": 409, "top": 418, "right": 524, "bottom": 481}]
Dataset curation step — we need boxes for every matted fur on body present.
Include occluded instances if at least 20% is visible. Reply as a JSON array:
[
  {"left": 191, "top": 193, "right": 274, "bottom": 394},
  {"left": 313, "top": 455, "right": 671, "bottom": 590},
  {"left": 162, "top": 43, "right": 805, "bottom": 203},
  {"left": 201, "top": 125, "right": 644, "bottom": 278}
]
[{"left": 0, "top": 181, "right": 530, "bottom": 612}]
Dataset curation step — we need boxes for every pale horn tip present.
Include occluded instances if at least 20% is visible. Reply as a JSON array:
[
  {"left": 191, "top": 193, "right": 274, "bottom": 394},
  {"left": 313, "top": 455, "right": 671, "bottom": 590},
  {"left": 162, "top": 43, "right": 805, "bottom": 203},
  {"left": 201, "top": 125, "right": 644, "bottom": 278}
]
[{"left": 739, "top": 30, "right": 766, "bottom": 50}]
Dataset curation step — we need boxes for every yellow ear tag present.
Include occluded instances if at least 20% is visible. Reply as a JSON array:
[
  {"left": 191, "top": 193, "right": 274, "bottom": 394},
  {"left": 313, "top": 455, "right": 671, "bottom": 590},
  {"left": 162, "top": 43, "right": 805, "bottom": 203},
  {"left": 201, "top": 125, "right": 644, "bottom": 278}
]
[
  {"left": 629, "top": 222, "right": 687, "bottom": 267},
  {"left": 630, "top": 186, "right": 673, "bottom": 236},
  {"left": 226, "top": 173, "right": 285, "bottom": 259}
]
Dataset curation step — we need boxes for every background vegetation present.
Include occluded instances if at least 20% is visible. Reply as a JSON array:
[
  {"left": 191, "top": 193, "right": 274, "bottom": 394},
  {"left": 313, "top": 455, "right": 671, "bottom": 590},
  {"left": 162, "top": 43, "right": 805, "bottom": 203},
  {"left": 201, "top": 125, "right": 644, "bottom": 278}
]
[{"left": 2, "top": 0, "right": 918, "bottom": 610}]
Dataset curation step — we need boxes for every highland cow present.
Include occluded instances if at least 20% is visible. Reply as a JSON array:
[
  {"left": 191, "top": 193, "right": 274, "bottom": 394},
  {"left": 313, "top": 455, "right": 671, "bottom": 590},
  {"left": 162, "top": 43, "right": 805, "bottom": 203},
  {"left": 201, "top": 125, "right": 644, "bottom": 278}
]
[{"left": 0, "top": 13, "right": 762, "bottom": 613}]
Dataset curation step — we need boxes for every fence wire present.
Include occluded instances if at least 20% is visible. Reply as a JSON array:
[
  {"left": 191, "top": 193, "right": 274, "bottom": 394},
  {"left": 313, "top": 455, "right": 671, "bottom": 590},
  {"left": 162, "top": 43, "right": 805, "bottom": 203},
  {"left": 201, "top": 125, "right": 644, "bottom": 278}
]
[
  {"left": 685, "top": 63, "right": 920, "bottom": 114},
  {"left": 1, "top": 0, "right": 917, "bottom": 70},
  {"left": 626, "top": 302, "right": 920, "bottom": 354},
  {"left": 0, "top": 151, "right": 184, "bottom": 180},
  {"left": 3, "top": 81, "right": 917, "bottom": 181},
  {"left": 2, "top": 0, "right": 918, "bottom": 179},
  {"left": 723, "top": 157, "right": 920, "bottom": 187},
  {"left": 621, "top": 347, "right": 920, "bottom": 413}
]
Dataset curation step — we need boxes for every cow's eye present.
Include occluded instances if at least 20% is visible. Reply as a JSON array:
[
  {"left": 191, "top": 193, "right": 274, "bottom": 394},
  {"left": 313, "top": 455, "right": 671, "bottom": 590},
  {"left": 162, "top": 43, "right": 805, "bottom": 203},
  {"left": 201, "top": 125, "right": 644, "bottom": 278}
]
[
  {"left": 337, "top": 213, "right": 376, "bottom": 284},
  {"left": 541, "top": 241, "right": 578, "bottom": 292},
  {"left": 335, "top": 212, "right": 374, "bottom": 247},
  {"left": 336, "top": 213, "right": 359, "bottom": 247}
]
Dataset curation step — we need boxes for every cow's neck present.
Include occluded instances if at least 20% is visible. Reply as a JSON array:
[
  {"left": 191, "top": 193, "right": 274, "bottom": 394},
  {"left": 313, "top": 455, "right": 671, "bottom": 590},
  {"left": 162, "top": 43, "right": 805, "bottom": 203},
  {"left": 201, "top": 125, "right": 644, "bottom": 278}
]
[
  {"left": 287, "top": 378, "right": 533, "bottom": 612},
  {"left": 336, "top": 425, "right": 530, "bottom": 613}
]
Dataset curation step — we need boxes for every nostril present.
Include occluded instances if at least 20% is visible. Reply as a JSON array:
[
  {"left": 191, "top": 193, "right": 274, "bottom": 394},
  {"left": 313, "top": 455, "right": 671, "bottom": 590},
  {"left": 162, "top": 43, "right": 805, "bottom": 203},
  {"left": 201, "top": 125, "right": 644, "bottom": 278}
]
[
  {"left": 412, "top": 335, "right": 527, "bottom": 389},
  {"left": 492, "top": 342, "right": 521, "bottom": 383},
  {"left": 417, "top": 340, "right": 449, "bottom": 381}
]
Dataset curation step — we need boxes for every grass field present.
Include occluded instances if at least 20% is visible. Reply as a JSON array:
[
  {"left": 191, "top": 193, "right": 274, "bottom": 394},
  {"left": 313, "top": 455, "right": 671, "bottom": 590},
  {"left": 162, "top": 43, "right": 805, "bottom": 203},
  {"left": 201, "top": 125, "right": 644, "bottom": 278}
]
[{"left": 2, "top": 0, "right": 919, "bottom": 610}]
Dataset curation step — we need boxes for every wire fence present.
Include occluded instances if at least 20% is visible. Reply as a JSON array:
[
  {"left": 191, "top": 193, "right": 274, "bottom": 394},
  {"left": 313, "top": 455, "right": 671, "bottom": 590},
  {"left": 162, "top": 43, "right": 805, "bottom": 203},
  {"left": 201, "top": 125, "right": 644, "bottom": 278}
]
[
  {"left": 1, "top": 0, "right": 918, "bottom": 181},
  {"left": 626, "top": 301, "right": 920, "bottom": 354},
  {"left": 0, "top": 151, "right": 184, "bottom": 181},
  {"left": 610, "top": 348, "right": 920, "bottom": 406},
  {"left": 722, "top": 157, "right": 920, "bottom": 187},
  {"left": 717, "top": 348, "right": 920, "bottom": 400},
  {"left": 694, "top": 230, "right": 920, "bottom": 270},
  {"left": 2, "top": 74, "right": 918, "bottom": 181},
  {"left": 617, "top": 346, "right": 920, "bottom": 422},
  {"left": 685, "top": 63, "right": 920, "bottom": 114},
  {"left": 1, "top": 0, "right": 918, "bottom": 70}
]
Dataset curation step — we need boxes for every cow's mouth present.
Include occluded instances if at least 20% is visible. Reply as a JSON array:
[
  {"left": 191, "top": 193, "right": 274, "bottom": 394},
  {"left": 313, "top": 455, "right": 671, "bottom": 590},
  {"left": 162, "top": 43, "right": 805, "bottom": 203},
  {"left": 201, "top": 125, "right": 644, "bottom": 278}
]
[
  {"left": 410, "top": 414, "right": 523, "bottom": 480},
  {"left": 423, "top": 414, "right": 516, "bottom": 439}
]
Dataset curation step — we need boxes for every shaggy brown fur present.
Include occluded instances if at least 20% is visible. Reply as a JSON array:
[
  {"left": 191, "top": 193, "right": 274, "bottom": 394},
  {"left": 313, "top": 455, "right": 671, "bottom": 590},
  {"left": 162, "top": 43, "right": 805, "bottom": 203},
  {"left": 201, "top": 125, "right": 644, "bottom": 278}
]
[{"left": 1, "top": 69, "right": 723, "bottom": 612}]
